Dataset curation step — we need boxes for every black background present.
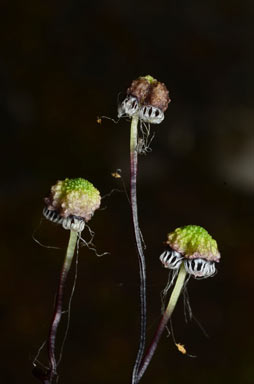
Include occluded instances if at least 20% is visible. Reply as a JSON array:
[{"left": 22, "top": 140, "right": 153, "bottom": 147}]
[{"left": 1, "top": 1, "right": 254, "bottom": 383}]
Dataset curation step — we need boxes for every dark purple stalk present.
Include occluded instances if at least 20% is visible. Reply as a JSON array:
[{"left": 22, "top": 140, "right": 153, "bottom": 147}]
[
  {"left": 130, "top": 116, "right": 147, "bottom": 384},
  {"left": 137, "top": 263, "right": 187, "bottom": 382},
  {"left": 47, "top": 230, "right": 78, "bottom": 383}
]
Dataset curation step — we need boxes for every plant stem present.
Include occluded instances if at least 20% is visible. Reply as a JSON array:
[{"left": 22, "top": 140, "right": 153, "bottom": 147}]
[
  {"left": 137, "top": 263, "right": 187, "bottom": 382},
  {"left": 130, "top": 115, "right": 147, "bottom": 384},
  {"left": 47, "top": 229, "right": 78, "bottom": 383}
]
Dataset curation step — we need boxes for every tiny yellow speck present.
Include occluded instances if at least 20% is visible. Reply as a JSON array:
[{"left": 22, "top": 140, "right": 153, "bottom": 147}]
[
  {"left": 175, "top": 343, "right": 186, "bottom": 354},
  {"left": 111, "top": 170, "right": 121, "bottom": 179}
]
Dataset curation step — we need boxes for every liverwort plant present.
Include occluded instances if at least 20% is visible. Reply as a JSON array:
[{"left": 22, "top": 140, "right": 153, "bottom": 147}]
[
  {"left": 138, "top": 225, "right": 220, "bottom": 382},
  {"left": 118, "top": 75, "right": 171, "bottom": 384},
  {"left": 34, "top": 178, "right": 101, "bottom": 384}
]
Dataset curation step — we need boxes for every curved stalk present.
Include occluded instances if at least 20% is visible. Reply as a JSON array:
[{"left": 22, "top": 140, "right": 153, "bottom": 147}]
[
  {"left": 47, "top": 230, "right": 78, "bottom": 383},
  {"left": 130, "top": 115, "right": 147, "bottom": 384},
  {"left": 138, "top": 263, "right": 187, "bottom": 382}
]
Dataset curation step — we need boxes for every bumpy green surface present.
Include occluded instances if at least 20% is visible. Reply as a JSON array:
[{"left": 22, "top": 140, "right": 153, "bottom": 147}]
[
  {"left": 167, "top": 225, "right": 220, "bottom": 262},
  {"left": 143, "top": 75, "right": 157, "bottom": 84},
  {"left": 45, "top": 178, "right": 101, "bottom": 222},
  {"left": 61, "top": 178, "right": 96, "bottom": 194}
]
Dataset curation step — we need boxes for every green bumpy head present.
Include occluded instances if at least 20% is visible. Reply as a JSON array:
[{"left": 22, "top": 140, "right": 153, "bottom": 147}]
[
  {"left": 166, "top": 225, "right": 220, "bottom": 262},
  {"left": 142, "top": 75, "right": 157, "bottom": 84},
  {"left": 45, "top": 178, "right": 101, "bottom": 222}
]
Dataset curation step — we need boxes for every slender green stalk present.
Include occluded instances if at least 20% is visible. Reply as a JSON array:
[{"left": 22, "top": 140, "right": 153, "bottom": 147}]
[
  {"left": 47, "top": 230, "right": 78, "bottom": 383},
  {"left": 137, "top": 263, "right": 187, "bottom": 382},
  {"left": 130, "top": 115, "right": 147, "bottom": 384}
]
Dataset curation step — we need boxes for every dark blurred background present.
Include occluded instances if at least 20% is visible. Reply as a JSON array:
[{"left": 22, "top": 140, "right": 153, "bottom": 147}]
[{"left": 0, "top": 0, "right": 254, "bottom": 383}]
